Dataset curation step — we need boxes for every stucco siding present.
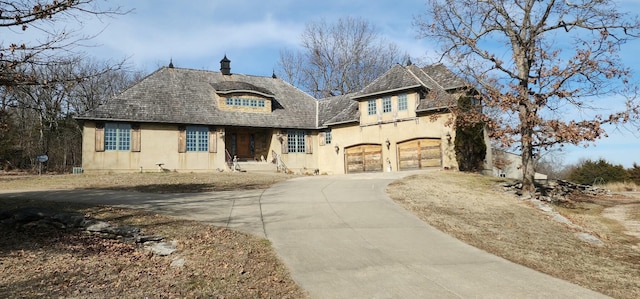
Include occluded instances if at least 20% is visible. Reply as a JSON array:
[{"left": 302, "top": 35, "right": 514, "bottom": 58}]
[
  {"left": 327, "top": 112, "right": 456, "bottom": 174},
  {"left": 82, "top": 122, "right": 227, "bottom": 173}
]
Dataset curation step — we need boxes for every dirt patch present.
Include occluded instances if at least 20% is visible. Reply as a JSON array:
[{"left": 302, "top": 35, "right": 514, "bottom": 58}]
[
  {"left": 387, "top": 171, "right": 640, "bottom": 299},
  {"left": 602, "top": 193, "right": 640, "bottom": 247}
]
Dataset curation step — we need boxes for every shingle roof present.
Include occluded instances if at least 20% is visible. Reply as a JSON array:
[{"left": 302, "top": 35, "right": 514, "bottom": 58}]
[
  {"left": 211, "top": 81, "right": 274, "bottom": 97},
  {"left": 77, "top": 63, "right": 465, "bottom": 129},
  {"left": 421, "top": 64, "right": 467, "bottom": 90},
  {"left": 318, "top": 93, "right": 359, "bottom": 127},
  {"left": 77, "top": 67, "right": 318, "bottom": 129},
  {"left": 352, "top": 63, "right": 463, "bottom": 113},
  {"left": 354, "top": 64, "right": 423, "bottom": 99}
]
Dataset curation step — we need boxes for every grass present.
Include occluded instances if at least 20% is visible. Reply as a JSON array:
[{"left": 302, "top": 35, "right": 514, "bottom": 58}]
[
  {"left": 0, "top": 171, "right": 292, "bottom": 193},
  {"left": 387, "top": 171, "right": 640, "bottom": 299},
  {"left": 602, "top": 181, "right": 639, "bottom": 192},
  {"left": 3, "top": 171, "right": 640, "bottom": 298},
  {"left": 0, "top": 172, "right": 306, "bottom": 298}
]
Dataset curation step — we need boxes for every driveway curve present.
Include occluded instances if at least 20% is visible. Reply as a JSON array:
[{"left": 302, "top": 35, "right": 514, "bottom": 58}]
[
  {"left": 1, "top": 172, "right": 609, "bottom": 298},
  {"left": 260, "top": 172, "right": 608, "bottom": 298}
]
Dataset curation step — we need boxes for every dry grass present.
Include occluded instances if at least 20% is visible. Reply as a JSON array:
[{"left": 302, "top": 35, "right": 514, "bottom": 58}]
[
  {"left": 0, "top": 172, "right": 306, "bottom": 298},
  {"left": 387, "top": 171, "right": 640, "bottom": 299},
  {"left": 0, "top": 171, "right": 293, "bottom": 193},
  {"left": 603, "top": 181, "right": 639, "bottom": 192}
]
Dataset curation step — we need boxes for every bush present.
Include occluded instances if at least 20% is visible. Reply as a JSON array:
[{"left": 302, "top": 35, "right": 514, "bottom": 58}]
[{"left": 568, "top": 158, "right": 629, "bottom": 185}]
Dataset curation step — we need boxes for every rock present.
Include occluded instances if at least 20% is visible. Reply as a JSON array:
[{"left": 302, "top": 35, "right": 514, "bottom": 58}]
[
  {"left": 575, "top": 232, "right": 604, "bottom": 246},
  {"left": 148, "top": 241, "right": 178, "bottom": 256},
  {"left": 10, "top": 207, "right": 52, "bottom": 223},
  {"left": 136, "top": 235, "right": 164, "bottom": 243},
  {"left": 104, "top": 225, "right": 141, "bottom": 238},
  {"left": 170, "top": 257, "right": 186, "bottom": 268},
  {"left": 85, "top": 221, "right": 112, "bottom": 232},
  {"left": 52, "top": 212, "right": 85, "bottom": 228}
]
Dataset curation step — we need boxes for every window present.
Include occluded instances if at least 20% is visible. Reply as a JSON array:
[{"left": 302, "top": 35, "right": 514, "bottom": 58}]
[
  {"left": 324, "top": 130, "right": 332, "bottom": 144},
  {"left": 367, "top": 99, "right": 377, "bottom": 115},
  {"left": 104, "top": 123, "right": 131, "bottom": 151},
  {"left": 186, "top": 126, "right": 209, "bottom": 152},
  {"left": 287, "top": 130, "right": 306, "bottom": 153},
  {"left": 382, "top": 97, "right": 392, "bottom": 113},
  {"left": 226, "top": 97, "right": 266, "bottom": 108},
  {"left": 398, "top": 94, "right": 408, "bottom": 111}
]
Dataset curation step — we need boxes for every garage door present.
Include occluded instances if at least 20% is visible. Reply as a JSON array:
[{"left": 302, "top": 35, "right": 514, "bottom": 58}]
[
  {"left": 397, "top": 139, "right": 441, "bottom": 170},
  {"left": 345, "top": 144, "right": 383, "bottom": 173}
]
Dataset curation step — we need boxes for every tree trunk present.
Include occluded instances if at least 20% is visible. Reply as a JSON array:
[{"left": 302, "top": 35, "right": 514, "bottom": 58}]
[{"left": 519, "top": 100, "right": 536, "bottom": 196}]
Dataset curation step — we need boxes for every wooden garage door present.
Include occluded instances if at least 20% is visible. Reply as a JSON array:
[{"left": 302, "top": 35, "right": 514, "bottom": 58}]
[
  {"left": 345, "top": 144, "right": 383, "bottom": 173},
  {"left": 398, "top": 139, "right": 441, "bottom": 170}
]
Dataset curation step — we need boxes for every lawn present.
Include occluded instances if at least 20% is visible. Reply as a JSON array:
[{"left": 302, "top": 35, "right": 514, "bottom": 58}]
[
  {"left": 0, "top": 172, "right": 306, "bottom": 298},
  {"left": 387, "top": 171, "right": 640, "bottom": 299},
  {"left": 2, "top": 170, "right": 639, "bottom": 298}
]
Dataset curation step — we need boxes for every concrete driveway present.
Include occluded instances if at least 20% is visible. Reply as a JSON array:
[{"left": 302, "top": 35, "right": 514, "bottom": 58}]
[{"left": 0, "top": 172, "right": 608, "bottom": 298}]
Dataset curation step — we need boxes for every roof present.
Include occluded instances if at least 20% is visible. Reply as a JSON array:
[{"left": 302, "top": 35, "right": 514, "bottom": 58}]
[
  {"left": 318, "top": 93, "right": 359, "bottom": 127},
  {"left": 421, "top": 64, "right": 467, "bottom": 90},
  {"left": 353, "top": 63, "right": 466, "bottom": 100},
  {"left": 77, "top": 67, "right": 318, "bottom": 129},
  {"left": 77, "top": 62, "right": 466, "bottom": 129}
]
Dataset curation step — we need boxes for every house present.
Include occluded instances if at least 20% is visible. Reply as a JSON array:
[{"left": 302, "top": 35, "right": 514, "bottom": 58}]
[
  {"left": 492, "top": 149, "right": 548, "bottom": 180},
  {"left": 76, "top": 56, "right": 492, "bottom": 174}
]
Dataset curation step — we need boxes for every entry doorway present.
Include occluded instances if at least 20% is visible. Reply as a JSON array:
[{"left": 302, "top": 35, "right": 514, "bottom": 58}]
[{"left": 225, "top": 128, "right": 270, "bottom": 161}]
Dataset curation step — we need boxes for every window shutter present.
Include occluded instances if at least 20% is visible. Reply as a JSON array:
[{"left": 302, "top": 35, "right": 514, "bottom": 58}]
[
  {"left": 319, "top": 132, "right": 326, "bottom": 146},
  {"left": 131, "top": 123, "right": 141, "bottom": 152},
  {"left": 178, "top": 125, "right": 186, "bottom": 153},
  {"left": 281, "top": 134, "right": 288, "bottom": 154},
  {"left": 306, "top": 132, "right": 313, "bottom": 154},
  {"left": 95, "top": 122, "right": 105, "bottom": 152},
  {"left": 209, "top": 127, "right": 217, "bottom": 153}
]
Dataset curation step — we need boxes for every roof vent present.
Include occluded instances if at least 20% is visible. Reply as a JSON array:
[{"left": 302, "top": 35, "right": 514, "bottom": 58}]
[{"left": 220, "top": 55, "right": 231, "bottom": 75}]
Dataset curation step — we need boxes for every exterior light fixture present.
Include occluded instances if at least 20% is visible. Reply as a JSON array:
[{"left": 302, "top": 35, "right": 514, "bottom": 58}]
[
  {"left": 334, "top": 145, "right": 340, "bottom": 154},
  {"left": 385, "top": 138, "right": 391, "bottom": 149}
]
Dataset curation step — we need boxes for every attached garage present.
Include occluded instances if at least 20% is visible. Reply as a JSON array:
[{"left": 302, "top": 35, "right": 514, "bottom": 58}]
[
  {"left": 397, "top": 138, "right": 441, "bottom": 170},
  {"left": 345, "top": 144, "right": 383, "bottom": 173}
]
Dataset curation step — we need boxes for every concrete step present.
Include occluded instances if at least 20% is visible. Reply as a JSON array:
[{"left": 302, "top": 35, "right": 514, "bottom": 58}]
[{"left": 236, "top": 161, "right": 277, "bottom": 173}]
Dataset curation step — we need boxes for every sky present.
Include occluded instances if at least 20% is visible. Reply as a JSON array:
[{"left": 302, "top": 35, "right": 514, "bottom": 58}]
[{"left": 11, "top": 0, "right": 640, "bottom": 168}]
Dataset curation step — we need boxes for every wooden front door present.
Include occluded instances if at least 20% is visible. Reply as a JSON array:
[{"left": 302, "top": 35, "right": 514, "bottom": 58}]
[{"left": 236, "top": 132, "right": 253, "bottom": 159}]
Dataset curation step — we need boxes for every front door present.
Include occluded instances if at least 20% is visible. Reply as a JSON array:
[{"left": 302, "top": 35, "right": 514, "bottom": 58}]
[{"left": 236, "top": 132, "right": 253, "bottom": 158}]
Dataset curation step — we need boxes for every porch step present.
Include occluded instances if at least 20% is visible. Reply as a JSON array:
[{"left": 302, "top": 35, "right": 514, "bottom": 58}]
[{"left": 236, "top": 161, "right": 277, "bottom": 173}]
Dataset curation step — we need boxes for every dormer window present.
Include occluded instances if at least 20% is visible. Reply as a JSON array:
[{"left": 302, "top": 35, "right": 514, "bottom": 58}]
[
  {"left": 226, "top": 97, "right": 266, "bottom": 108},
  {"left": 398, "top": 94, "right": 408, "bottom": 111},
  {"left": 382, "top": 96, "right": 392, "bottom": 113},
  {"left": 367, "top": 99, "right": 377, "bottom": 115}
]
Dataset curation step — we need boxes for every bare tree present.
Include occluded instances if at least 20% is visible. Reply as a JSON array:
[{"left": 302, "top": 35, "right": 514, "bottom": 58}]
[
  {"left": 1, "top": 58, "right": 137, "bottom": 171},
  {"left": 278, "top": 16, "right": 407, "bottom": 98},
  {"left": 416, "top": 0, "right": 640, "bottom": 195},
  {"left": 0, "top": 0, "right": 125, "bottom": 87}
]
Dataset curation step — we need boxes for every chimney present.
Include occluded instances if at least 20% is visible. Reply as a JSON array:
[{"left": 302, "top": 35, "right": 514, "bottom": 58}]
[{"left": 220, "top": 55, "right": 231, "bottom": 75}]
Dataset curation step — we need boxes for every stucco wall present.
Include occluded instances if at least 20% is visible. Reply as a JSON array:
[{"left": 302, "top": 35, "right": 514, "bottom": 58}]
[
  {"left": 82, "top": 122, "right": 226, "bottom": 173},
  {"left": 319, "top": 112, "right": 457, "bottom": 174},
  {"left": 82, "top": 113, "right": 459, "bottom": 175}
]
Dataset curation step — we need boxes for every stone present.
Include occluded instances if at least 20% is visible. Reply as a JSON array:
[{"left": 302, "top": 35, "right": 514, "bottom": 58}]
[
  {"left": 170, "top": 257, "right": 186, "bottom": 268},
  {"left": 575, "top": 232, "right": 604, "bottom": 246},
  {"left": 136, "top": 235, "right": 164, "bottom": 243},
  {"left": 52, "top": 212, "right": 85, "bottom": 228},
  {"left": 85, "top": 221, "right": 112, "bottom": 232},
  {"left": 148, "top": 241, "right": 178, "bottom": 256}
]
